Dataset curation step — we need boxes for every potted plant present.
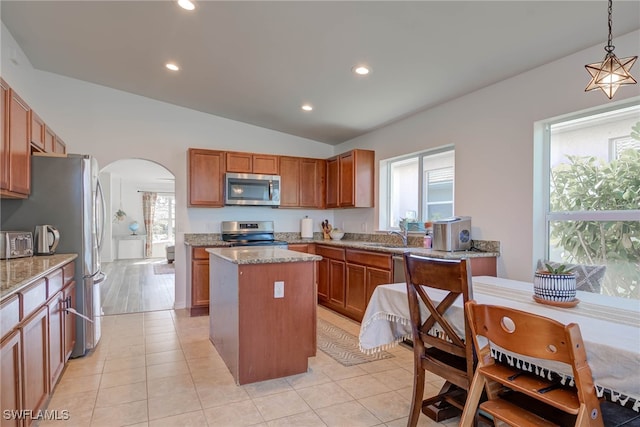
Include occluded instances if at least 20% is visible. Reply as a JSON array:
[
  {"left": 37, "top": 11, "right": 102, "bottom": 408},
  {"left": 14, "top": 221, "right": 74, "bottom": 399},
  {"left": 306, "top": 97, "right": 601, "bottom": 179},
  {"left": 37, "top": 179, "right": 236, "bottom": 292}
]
[
  {"left": 113, "top": 209, "right": 127, "bottom": 223},
  {"left": 533, "top": 263, "right": 577, "bottom": 303}
]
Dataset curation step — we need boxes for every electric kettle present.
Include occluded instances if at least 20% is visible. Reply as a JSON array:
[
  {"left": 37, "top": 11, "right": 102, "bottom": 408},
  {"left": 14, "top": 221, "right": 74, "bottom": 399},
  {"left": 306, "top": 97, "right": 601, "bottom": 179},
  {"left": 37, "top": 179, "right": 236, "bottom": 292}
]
[{"left": 34, "top": 225, "right": 60, "bottom": 255}]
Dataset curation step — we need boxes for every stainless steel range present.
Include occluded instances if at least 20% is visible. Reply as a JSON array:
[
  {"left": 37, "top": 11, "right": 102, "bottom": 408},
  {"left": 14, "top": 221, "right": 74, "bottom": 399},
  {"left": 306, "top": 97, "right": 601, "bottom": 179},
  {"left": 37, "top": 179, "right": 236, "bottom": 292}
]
[{"left": 221, "top": 221, "right": 288, "bottom": 248}]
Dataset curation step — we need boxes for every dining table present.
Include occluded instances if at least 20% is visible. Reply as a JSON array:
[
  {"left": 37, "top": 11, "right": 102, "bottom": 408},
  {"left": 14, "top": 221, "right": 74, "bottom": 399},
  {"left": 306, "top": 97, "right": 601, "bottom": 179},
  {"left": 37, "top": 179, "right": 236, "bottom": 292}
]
[{"left": 358, "top": 275, "right": 640, "bottom": 412}]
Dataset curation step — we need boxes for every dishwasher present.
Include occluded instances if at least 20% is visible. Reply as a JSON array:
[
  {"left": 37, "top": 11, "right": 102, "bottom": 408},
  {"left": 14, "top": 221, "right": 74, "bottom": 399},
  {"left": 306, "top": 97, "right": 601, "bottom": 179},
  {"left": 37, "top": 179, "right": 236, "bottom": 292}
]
[{"left": 393, "top": 255, "right": 406, "bottom": 283}]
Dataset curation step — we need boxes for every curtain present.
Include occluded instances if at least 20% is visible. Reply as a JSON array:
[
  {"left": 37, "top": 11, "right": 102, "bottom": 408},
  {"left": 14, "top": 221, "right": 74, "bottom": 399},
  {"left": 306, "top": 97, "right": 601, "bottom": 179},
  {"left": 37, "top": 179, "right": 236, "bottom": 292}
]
[{"left": 142, "top": 192, "right": 157, "bottom": 257}]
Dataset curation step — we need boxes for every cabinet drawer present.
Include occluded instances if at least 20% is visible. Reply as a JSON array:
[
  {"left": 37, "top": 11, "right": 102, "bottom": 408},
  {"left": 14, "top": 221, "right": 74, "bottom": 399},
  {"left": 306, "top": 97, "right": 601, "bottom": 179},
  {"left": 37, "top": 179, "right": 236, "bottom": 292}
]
[
  {"left": 47, "top": 269, "right": 64, "bottom": 298},
  {"left": 1, "top": 294, "right": 21, "bottom": 338},
  {"left": 346, "top": 249, "right": 392, "bottom": 270},
  {"left": 193, "top": 247, "right": 211, "bottom": 259},
  {"left": 20, "top": 278, "right": 47, "bottom": 319},
  {"left": 315, "top": 245, "right": 345, "bottom": 261},
  {"left": 63, "top": 262, "right": 75, "bottom": 285}
]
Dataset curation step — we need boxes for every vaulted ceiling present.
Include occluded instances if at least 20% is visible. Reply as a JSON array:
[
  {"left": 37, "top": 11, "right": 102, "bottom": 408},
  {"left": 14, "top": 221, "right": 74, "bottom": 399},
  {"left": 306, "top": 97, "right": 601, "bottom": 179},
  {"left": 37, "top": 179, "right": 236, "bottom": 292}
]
[{"left": 2, "top": 1, "right": 639, "bottom": 145}]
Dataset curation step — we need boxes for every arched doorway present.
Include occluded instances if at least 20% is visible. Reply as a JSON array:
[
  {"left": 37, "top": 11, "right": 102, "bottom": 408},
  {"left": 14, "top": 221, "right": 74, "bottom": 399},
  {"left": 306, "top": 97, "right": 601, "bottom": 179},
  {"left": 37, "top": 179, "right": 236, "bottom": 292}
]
[{"left": 99, "top": 159, "right": 175, "bottom": 315}]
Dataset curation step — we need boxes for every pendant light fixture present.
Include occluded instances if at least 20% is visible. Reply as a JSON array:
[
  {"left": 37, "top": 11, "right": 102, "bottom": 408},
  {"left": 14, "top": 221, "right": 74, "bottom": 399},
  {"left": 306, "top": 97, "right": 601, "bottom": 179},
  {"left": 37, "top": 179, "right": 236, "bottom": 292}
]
[{"left": 584, "top": 0, "right": 637, "bottom": 99}]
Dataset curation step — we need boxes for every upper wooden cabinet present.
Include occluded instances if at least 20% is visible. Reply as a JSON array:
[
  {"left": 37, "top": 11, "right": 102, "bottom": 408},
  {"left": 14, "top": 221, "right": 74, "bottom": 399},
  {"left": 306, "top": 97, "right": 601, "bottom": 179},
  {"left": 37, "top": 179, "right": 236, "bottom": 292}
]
[
  {"left": 188, "top": 148, "right": 225, "bottom": 207},
  {"left": 30, "top": 110, "right": 46, "bottom": 152},
  {"left": 54, "top": 135, "right": 67, "bottom": 155},
  {"left": 1, "top": 83, "right": 31, "bottom": 198},
  {"left": 279, "top": 156, "right": 325, "bottom": 208},
  {"left": 326, "top": 149, "right": 374, "bottom": 208},
  {"left": 226, "top": 152, "right": 279, "bottom": 174}
]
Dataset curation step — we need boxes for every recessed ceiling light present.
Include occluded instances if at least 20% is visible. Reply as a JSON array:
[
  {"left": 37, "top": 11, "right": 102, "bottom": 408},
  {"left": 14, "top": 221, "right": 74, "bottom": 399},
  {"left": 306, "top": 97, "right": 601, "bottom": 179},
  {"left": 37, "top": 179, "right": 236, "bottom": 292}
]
[
  {"left": 165, "top": 63, "right": 180, "bottom": 71},
  {"left": 353, "top": 65, "right": 370, "bottom": 76},
  {"left": 301, "top": 104, "right": 313, "bottom": 112},
  {"left": 178, "top": 0, "right": 195, "bottom": 11}
]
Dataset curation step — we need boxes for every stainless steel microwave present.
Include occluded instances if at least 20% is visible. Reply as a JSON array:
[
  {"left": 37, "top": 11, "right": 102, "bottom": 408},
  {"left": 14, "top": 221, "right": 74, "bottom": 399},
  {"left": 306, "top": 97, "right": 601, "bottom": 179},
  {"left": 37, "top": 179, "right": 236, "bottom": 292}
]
[{"left": 224, "top": 173, "right": 281, "bottom": 206}]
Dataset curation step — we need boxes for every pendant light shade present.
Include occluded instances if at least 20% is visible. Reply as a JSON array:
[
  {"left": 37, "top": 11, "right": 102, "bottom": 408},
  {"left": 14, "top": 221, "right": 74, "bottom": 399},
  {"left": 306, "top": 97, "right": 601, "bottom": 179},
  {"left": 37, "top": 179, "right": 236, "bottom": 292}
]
[{"left": 584, "top": 0, "right": 637, "bottom": 99}]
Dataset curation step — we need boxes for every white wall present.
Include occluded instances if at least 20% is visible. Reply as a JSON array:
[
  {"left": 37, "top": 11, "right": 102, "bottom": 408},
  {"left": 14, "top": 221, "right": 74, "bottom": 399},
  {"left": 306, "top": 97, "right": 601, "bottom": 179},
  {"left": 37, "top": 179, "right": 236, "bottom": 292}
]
[
  {"left": 2, "top": 21, "right": 639, "bottom": 302},
  {"left": 333, "top": 29, "right": 640, "bottom": 282}
]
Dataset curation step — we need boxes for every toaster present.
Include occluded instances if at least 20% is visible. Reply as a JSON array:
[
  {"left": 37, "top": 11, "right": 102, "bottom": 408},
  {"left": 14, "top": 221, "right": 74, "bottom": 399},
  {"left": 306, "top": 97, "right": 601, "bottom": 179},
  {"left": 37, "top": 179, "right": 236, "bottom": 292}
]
[
  {"left": 432, "top": 217, "right": 472, "bottom": 251},
  {"left": 0, "top": 231, "right": 34, "bottom": 259}
]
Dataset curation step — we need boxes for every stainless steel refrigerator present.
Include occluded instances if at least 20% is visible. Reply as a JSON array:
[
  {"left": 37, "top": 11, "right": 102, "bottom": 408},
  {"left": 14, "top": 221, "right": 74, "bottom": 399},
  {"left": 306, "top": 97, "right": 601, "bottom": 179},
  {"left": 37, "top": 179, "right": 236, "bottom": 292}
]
[{"left": 1, "top": 154, "right": 106, "bottom": 357}]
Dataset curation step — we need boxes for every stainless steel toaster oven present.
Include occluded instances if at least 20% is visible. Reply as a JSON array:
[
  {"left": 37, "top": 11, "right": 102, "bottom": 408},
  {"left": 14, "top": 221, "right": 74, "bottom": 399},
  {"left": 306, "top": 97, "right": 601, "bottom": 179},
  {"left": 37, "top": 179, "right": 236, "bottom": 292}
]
[{"left": 0, "top": 231, "right": 34, "bottom": 259}]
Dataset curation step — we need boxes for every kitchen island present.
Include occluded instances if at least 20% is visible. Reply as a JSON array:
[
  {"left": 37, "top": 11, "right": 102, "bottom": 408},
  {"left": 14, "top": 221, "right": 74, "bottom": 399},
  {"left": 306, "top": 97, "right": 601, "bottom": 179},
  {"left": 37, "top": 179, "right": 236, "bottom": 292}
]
[{"left": 207, "top": 247, "right": 321, "bottom": 385}]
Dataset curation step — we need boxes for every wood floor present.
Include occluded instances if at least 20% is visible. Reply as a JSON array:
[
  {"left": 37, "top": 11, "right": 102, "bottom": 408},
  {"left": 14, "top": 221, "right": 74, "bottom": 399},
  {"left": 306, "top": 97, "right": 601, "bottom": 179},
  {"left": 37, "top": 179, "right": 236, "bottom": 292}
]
[{"left": 100, "top": 258, "right": 175, "bottom": 315}]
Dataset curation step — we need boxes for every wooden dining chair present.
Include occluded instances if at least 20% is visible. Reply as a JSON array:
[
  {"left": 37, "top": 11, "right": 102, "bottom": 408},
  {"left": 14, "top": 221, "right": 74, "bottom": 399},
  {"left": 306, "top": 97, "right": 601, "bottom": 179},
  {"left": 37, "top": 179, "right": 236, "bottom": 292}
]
[
  {"left": 403, "top": 253, "right": 475, "bottom": 426},
  {"left": 460, "top": 301, "right": 604, "bottom": 427}
]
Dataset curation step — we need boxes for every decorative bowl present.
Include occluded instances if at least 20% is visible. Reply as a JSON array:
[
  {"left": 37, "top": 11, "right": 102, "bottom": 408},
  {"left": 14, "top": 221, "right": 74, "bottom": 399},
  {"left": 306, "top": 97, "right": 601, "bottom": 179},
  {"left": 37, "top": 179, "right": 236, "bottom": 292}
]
[
  {"left": 329, "top": 230, "right": 345, "bottom": 240},
  {"left": 533, "top": 271, "right": 576, "bottom": 302}
]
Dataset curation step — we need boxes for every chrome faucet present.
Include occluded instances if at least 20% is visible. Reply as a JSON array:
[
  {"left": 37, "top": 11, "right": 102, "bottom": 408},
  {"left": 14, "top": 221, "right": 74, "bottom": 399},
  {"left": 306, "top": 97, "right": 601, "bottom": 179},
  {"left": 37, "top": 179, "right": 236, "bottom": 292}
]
[{"left": 388, "top": 221, "right": 409, "bottom": 247}]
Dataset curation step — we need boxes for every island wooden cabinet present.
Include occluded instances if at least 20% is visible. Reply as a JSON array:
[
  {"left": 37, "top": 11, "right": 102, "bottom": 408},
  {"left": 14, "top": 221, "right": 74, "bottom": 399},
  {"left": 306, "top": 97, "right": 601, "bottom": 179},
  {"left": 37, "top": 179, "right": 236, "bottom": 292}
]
[
  {"left": 188, "top": 148, "right": 225, "bottom": 207},
  {"left": 189, "top": 247, "right": 211, "bottom": 316},
  {"left": 326, "top": 149, "right": 374, "bottom": 208},
  {"left": 226, "top": 152, "right": 279, "bottom": 174},
  {"left": 1, "top": 82, "right": 31, "bottom": 198},
  {"left": 280, "top": 156, "right": 325, "bottom": 208}
]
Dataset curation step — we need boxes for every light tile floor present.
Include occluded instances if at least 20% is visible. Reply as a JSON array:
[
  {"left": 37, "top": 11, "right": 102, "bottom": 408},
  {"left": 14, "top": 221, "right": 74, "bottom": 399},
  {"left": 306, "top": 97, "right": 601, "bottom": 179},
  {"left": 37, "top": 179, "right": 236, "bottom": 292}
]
[{"left": 39, "top": 306, "right": 460, "bottom": 427}]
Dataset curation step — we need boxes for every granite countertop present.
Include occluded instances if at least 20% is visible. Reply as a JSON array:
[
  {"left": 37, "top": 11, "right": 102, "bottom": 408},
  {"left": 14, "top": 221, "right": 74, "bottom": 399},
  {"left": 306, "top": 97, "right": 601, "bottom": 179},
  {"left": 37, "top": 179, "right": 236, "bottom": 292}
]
[
  {"left": 1, "top": 253, "right": 78, "bottom": 301},
  {"left": 186, "top": 233, "right": 500, "bottom": 260},
  {"left": 207, "top": 247, "right": 322, "bottom": 265}
]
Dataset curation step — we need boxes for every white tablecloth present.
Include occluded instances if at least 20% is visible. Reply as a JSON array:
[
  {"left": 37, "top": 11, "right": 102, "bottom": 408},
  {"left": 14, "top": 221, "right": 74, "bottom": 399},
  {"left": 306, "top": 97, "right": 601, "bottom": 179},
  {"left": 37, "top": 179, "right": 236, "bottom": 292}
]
[{"left": 359, "top": 276, "right": 640, "bottom": 410}]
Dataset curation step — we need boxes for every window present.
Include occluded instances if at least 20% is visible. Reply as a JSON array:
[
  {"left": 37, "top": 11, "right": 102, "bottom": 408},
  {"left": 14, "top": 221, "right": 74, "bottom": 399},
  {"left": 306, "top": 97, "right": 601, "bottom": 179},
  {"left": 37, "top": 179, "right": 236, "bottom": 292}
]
[
  {"left": 380, "top": 147, "right": 454, "bottom": 230},
  {"left": 152, "top": 194, "right": 175, "bottom": 243},
  {"left": 543, "top": 102, "right": 640, "bottom": 299}
]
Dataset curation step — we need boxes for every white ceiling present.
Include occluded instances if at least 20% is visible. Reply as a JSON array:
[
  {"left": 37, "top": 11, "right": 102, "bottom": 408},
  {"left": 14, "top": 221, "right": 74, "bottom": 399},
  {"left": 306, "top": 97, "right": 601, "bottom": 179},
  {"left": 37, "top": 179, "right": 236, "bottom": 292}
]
[{"left": 2, "top": 1, "right": 640, "bottom": 145}]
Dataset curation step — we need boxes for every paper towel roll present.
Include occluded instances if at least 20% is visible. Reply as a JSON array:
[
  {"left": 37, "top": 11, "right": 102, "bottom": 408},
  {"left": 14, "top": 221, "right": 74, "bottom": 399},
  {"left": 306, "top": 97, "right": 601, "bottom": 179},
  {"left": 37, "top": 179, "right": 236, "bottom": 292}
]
[{"left": 301, "top": 218, "right": 313, "bottom": 239}]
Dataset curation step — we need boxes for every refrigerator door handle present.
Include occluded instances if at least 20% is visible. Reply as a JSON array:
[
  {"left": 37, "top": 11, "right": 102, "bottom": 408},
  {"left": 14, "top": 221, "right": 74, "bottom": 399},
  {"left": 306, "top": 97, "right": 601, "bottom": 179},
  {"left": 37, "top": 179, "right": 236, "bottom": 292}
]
[{"left": 95, "top": 179, "right": 106, "bottom": 251}]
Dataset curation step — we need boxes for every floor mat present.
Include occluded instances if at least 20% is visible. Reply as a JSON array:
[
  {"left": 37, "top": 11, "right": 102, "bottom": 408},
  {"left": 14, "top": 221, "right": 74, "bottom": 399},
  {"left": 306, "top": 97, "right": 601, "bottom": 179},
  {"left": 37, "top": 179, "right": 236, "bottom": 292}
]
[
  {"left": 152, "top": 262, "right": 175, "bottom": 275},
  {"left": 317, "top": 318, "right": 394, "bottom": 366}
]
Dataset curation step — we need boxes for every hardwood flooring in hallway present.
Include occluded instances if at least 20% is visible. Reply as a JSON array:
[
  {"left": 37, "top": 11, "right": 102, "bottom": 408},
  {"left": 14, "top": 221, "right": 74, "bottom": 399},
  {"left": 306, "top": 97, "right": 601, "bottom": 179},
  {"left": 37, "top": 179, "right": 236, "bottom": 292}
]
[{"left": 100, "top": 258, "right": 175, "bottom": 315}]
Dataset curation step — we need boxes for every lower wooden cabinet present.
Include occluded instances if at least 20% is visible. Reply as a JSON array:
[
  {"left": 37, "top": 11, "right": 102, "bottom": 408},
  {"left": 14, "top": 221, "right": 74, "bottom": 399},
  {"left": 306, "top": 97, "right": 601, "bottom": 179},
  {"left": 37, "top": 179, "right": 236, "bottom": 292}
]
[
  {"left": 189, "top": 247, "right": 211, "bottom": 316},
  {"left": 20, "top": 305, "right": 49, "bottom": 426},
  {"left": 0, "top": 260, "right": 76, "bottom": 426},
  {"left": 0, "top": 329, "right": 22, "bottom": 427}
]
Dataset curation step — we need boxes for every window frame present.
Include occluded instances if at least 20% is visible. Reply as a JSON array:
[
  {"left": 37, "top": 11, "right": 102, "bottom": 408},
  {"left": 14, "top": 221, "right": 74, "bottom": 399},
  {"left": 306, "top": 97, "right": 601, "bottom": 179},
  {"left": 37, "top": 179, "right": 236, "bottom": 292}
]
[
  {"left": 379, "top": 145, "right": 454, "bottom": 231},
  {"left": 536, "top": 98, "right": 640, "bottom": 263}
]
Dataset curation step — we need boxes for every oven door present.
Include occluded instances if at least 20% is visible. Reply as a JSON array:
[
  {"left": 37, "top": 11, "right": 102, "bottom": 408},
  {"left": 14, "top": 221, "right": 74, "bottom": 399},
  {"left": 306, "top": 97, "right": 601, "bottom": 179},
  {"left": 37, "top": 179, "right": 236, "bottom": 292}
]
[{"left": 225, "top": 173, "right": 281, "bottom": 206}]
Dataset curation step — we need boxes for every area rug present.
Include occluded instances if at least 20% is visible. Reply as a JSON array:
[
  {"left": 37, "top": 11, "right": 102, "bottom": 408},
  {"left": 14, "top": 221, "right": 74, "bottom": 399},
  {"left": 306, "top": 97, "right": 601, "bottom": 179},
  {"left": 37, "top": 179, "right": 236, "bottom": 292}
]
[
  {"left": 152, "top": 262, "right": 175, "bottom": 275},
  {"left": 317, "top": 318, "right": 394, "bottom": 366}
]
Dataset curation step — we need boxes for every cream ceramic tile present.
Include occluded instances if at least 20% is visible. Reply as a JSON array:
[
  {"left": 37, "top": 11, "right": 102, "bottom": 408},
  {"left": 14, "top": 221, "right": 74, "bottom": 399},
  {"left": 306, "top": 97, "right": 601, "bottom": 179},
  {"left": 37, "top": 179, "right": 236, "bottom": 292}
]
[
  {"left": 265, "top": 410, "right": 327, "bottom": 427},
  {"left": 54, "top": 373, "right": 102, "bottom": 396},
  {"left": 296, "top": 381, "right": 354, "bottom": 410},
  {"left": 147, "top": 374, "right": 196, "bottom": 399},
  {"left": 100, "top": 366, "right": 147, "bottom": 389},
  {"left": 186, "top": 355, "right": 229, "bottom": 376},
  {"left": 146, "top": 360, "right": 190, "bottom": 380},
  {"left": 385, "top": 415, "right": 445, "bottom": 427},
  {"left": 147, "top": 389, "right": 203, "bottom": 421},
  {"left": 38, "top": 412, "right": 93, "bottom": 427},
  {"left": 95, "top": 381, "right": 147, "bottom": 407},
  {"left": 45, "top": 389, "right": 98, "bottom": 419},
  {"left": 145, "top": 339, "right": 182, "bottom": 354},
  {"left": 284, "top": 368, "right": 333, "bottom": 390},
  {"left": 243, "top": 378, "right": 294, "bottom": 398},
  {"left": 196, "top": 381, "right": 251, "bottom": 409},
  {"left": 61, "top": 359, "right": 105, "bottom": 379},
  {"left": 145, "top": 331, "right": 181, "bottom": 344},
  {"left": 202, "top": 399, "right": 264, "bottom": 426},
  {"left": 337, "top": 375, "right": 393, "bottom": 400},
  {"left": 316, "top": 362, "right": 368, "bottom": 381},
  {"left": 90, "top": 400, "right": 148, "bottom": 427},
  {"left": 105, "top": 343, "right": 146, "bottom": 359},
  {"left": 358, "top": 358, "right": 403, "bottom": 374},
  {"left": 180, "top": 340, "right": 217, "bottom": 359},
  {"left": 395, "top": 383, "right": 444, "bottom": 403},
  {"left": 102, "top": 355, "right": 146, "bottom": 373},
  {"left": 251, "top": 390, "right": 311, "bottom": 421},
  {"left": 145, "top": 349, "right": 186, "bottom": 366},
  {"left": 370, "top": 367, "right": 413, "bottom": 391},
  {"left": 314, "top": 400, "right": 381, "bottom": 427},
  {"left": 144, "top": 324, "right": 176, "bottom": 336},
  {"left": 147, "top": 410, "right": 208, "bottom": 427},
  {"left": 358, "top": 390, "right": 411, "bottom": 423}
]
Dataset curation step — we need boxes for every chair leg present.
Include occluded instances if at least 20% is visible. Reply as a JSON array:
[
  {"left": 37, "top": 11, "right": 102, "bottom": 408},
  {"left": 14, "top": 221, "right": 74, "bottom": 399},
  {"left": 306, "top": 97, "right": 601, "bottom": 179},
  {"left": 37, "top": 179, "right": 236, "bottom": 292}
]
[
  {"left": 460, "top": 372, "right": 486, "bottom": 427},
  {"left": 407, "top": 367, "right": 426, "bottom": 427}
]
